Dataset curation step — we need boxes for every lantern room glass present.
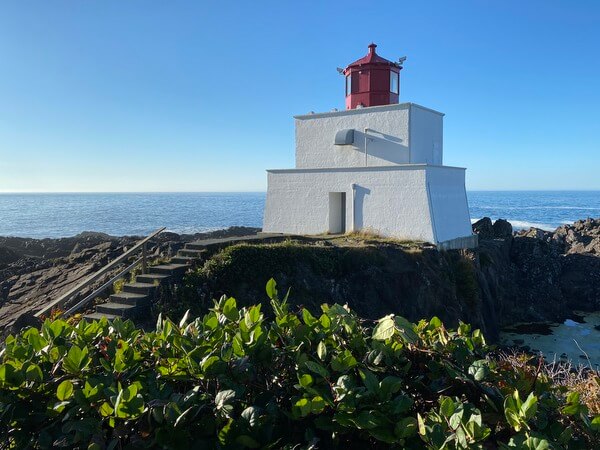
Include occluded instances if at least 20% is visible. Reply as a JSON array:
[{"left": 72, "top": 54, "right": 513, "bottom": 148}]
[{"left": 390, "top": 72, "right": 399, "bottom": 94}]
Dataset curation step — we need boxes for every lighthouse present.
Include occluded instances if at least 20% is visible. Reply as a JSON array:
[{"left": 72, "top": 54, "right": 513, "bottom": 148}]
[{"left": 263, "top": 44, "right": 476, "bottom": 249}]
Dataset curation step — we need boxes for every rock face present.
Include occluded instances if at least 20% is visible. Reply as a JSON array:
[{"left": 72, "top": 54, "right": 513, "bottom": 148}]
[
  {"left": 475, "top": 218, "right": 600, "bottom": 334},
  {"left": 2, "top": 219, "right": 599, "bottom": 343},
  {"left": 0, "top": 227, "right": 260, "bottom": 333},
  {"left": 195, "top": 218, "right": 600, "bottom": 343}
]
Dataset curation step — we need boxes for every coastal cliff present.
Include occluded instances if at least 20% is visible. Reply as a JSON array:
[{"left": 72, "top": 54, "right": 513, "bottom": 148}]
[
  {"left": 1, "top": 220, "right": 599, "bottom": 339},
  {"left": 184, "top": 218, "right": 600, "bottom": 341}
]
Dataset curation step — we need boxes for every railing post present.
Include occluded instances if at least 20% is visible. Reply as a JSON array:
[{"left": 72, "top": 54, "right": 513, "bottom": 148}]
[{"left": 142, "top": 242, "right": 147, "bottom": 274}]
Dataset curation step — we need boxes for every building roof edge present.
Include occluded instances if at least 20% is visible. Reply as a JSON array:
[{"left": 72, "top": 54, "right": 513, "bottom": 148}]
[{"left": 294, "top": 102, "right": 444, "bottom": 120}]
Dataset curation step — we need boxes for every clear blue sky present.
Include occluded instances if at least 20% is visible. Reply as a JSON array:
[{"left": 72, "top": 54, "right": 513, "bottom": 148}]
[{"left": 0, "top": 0, "right": 598, "bottom": 192}]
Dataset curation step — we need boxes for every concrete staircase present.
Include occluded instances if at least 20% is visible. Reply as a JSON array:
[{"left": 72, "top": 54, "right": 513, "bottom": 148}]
[{"left": 83, "top": 243, "right": 207, "bottom": 321}]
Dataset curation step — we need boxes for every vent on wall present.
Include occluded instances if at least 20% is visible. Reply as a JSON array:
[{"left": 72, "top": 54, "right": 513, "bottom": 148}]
[{"left": 334, "top": 129, "right": 355, "bottom": 146}]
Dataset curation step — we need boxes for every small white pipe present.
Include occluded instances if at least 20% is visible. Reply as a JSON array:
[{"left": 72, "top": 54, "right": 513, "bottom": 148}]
[
  {"left": 364, "top": 128, "right": 369, "bottom": 166},
  {"left": 351, "top": 183, "right": 357, "bottom": 232}
]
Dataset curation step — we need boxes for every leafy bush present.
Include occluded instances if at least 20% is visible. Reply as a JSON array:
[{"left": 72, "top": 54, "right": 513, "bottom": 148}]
[{"left": 1, "top": 280, "right": 599, "bottom": 449}]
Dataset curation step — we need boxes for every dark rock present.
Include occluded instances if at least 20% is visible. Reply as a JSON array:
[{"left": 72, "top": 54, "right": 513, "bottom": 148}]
[
  {"left": 0, "top": 246, "right": 20, "bottom": 268},
  {"left": 472, "top": 217, "right": 494, "bottom": 239},
  {"left": 492, "top": 219, "right": 513, "bottom": 238},
  {"left": 517, "top": 227, "right": 552, "bottom": 242}
]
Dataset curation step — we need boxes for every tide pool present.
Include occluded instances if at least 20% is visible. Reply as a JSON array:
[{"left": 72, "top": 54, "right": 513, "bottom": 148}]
[{"left": 500, "top": 312, "right": 600, "bottom": 369}]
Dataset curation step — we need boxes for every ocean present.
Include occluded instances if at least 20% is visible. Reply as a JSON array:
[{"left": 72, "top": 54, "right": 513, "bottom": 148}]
[{"left": 0, "top": 191, "right": 599, "bottom": 239}]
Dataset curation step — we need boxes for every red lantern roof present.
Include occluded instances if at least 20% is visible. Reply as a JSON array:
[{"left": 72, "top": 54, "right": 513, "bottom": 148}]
[{"left": 345, "top": 43, "right": 398, "bottom": 70}]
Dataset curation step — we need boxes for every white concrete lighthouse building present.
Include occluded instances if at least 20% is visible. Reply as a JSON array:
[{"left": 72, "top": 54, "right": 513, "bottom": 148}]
[{"left": 263, "top": 44, "right": 476, "bottom": 249}]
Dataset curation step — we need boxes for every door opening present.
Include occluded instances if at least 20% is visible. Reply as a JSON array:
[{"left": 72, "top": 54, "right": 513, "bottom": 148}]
[{"left": 328, "top": 192, "right": 346, "bottom": 234}]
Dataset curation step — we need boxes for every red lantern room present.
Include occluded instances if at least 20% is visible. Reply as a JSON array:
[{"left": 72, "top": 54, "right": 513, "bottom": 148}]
[{"left": 342, "top": 43, "right": 404, "bottom": 110}]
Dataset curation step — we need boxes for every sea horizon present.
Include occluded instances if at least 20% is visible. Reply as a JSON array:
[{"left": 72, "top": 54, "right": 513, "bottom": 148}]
[{"left": 1, "top": 190, "right": 599, "bottom": 239}]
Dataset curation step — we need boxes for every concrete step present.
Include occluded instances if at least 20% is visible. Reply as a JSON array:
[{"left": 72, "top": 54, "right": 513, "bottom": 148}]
[
  {"left": 183, "top": 242, "right": 209, "bottom": 251},
  {"left": 148, "top": 263, "right": 189, "bottom": 276},
  {"left": 96, "top": 302, "right": 139, "bottom": 318},
  {"left": 171, "top": 255, "right": 196, "bottom": 265},
  {"left": 136, "top": 273, "right": 171, "bottom": 284},
  {"left": 122, "top": 282, "right": 157, "bottom": 295},
  {"left": 83, "top": 312, "right": 121, "bottom": 321},
  {"left": 179, "top": 248, "right": 207, "bottom": 257},
  {"left": 110, "top": 291, "right": 150, "bottom": 306}
]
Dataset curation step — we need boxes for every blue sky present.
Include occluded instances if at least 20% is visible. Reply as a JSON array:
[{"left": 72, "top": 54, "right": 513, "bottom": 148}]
[{"left": 0, "top": 0, "right": 598, "bottom": 192}]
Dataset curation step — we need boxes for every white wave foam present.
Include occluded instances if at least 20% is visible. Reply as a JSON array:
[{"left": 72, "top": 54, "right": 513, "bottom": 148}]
[
  {"left": 470, "top": 218, "right": 557, "bottom": 231},
  {"left": 475, "top": 206, "right": 600, "bottom": 211}
]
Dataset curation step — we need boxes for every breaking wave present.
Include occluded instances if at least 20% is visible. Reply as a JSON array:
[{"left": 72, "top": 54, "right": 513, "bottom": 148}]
[{"left": 471, "top": 218, "right": 559, "bottom": 231}]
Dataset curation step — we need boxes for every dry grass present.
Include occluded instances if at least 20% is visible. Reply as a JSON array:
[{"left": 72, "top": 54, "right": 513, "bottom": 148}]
[
  {"left": 341, "top": 229, "right": 426, "bottom": 248},
  {"left": 497, "top": 349, "right": 600, "bottom": 414}
]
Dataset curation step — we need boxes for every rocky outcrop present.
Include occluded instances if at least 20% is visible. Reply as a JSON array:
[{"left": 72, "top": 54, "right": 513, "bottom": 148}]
[
  {"left": 474, "top": 218, "right": 600, "bottom": 333},
  {"left": 0, "top": 227, "right": 259, "bottom": 333},
  {"left": 2, "top": 218, "right": 599, "bottom": 342},
  {"left": 192, "top": 218, "right": 600, "bottom": 343}
]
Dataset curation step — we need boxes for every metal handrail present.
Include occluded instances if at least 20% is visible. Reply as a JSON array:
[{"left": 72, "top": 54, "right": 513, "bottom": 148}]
[
  {"left": 34, "top": 227, "right": 166, "bottom": 319},
  {"left": 62, "top": 257, "right": 142, "bottom": 317}
]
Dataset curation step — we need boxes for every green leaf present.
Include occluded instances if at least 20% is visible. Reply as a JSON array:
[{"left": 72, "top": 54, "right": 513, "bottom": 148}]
[
  {"left": 299, "top": 373, "right": 314, "bottom": 388},
  {"left": 56, "top": 380, "right": 74, "bottom": 401},
  {"left": 449, "top": 409, "right": 464, "bottom": 430},
  {"left": 591, "top": 415, "right": 600, "bottom": 432},
  {"left": 317, "top": 341, "right": 327, "bottom": 360},
  {"left": 440, "top": 396, "right": 456, "bottom": 418},
  {"left": 179, "top": 309, "right": 190, "bottom": 328},
  {"left": 379, "top": 376, "right": 403, "bottom": 400},
  {"left": 395, "top": 417, "right": 417, "bottom": 439},
  {"left": 311, "top": 396, "right": 325, "bottom": 414},
  {"left": 428, "top": 316, "right": 442, "bottom": 329},
  {"left": 352, "top": 410, "right": 386, "bottom": 429},
  {"left": 417, "top": 413, "right": 426, "bottom": 436},
  {"left": 235, "top": 435, "right": 260, "bottom": 448},
  {"left": 468, "top": 360, "right": 489, "bottom": 381},
  {"left": 393, "top": 316, "right": 418, "bottom": 344},
  {"left": 241, "top": 406, "right": 260, "bottom": 428},
  {"left": 0, "top": 363, "right": 24, "bottom": 386},
  {"left": 562, "top": 391, "right": 581, "bottom": 416},
  {"left": 359, "top": 369, "right": 379, "bottom": 393},
  {"left": 390, "top": 395, "right": 412, "bottom": 415},
  {"left": 215, "top": 390, "right": 236, "bottom": 410},
  {"left": 265, "top": 278, "right": 277, "bottom": 300},
  {"left": 294, "top": 398, "right": 312, "bottom": 417},
  {"left": 222, "top": 297, "right": 239, "bottom": 321},
  {"left": 305, "top": 361, "right": 329, "bottom": 378},
  {"left": 25, "top": 364, "right": 43, "bottom": 382},
  {"left": 302, "top": 308, "right": 317, "bottom": 326},
  {"left": 521, "top": 392, "right": 538, "bottom": 421},
  {"left": 523, "top": 436, "right": 550, "bottom": 450},
  {"left": 63, "top": 345, "right": 90, "bottom": 374},
  {"left": 245, "top": 305, "right": 261, "bottom": 329},
  {"left": 99, "top": 402, "right": 114, "bottom": 417},
  {"left": 373, "top": 316, "right": 395, "bottom": 340}
]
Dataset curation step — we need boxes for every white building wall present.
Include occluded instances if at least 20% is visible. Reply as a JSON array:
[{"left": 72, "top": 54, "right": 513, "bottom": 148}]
[
  {"left": 263, "top": 166, "right": 436, "bottom": 242},
  {"left": 410, "top": 105, "right": 444, "bottom": 165},
  {"left": 426, "top": 166, "right": 472, "bottom": 243},
  {"left": 295, "top": 105, "right": 410, "bottom": 169},
  {"left": 294, "top": 103, "right": 444, "bottom": 169}
]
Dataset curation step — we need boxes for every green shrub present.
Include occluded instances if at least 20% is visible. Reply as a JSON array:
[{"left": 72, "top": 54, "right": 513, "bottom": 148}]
[{"left": 0, "top": 280, "right": 598, "bottom": 449}]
